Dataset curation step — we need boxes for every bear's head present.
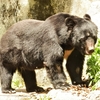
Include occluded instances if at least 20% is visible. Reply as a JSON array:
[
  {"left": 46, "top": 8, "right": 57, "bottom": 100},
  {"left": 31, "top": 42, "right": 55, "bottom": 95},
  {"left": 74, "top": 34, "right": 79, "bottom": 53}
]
[{"left": 66, "top": 14, "right": 98, "bottom": 55}]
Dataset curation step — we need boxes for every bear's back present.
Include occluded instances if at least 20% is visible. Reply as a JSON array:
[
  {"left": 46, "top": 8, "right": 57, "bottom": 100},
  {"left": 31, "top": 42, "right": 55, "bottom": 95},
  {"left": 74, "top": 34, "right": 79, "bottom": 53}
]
[{"left": 0, "top": 19, "right": 44, "bottom": 51}]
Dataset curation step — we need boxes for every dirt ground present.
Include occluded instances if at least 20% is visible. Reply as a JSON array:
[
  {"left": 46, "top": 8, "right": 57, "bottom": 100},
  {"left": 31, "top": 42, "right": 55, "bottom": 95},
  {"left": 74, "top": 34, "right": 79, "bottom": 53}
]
[
  {"left": 0, "top": 85, "right": 100, "bottom": 100},
  {"left": 0, "top": 68, "right": 100, "bottom": 100}
]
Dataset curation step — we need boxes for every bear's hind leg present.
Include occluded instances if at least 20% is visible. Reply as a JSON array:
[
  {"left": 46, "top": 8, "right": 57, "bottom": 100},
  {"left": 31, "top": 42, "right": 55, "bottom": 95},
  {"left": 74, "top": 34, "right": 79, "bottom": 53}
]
[
  {"left": 18, "top": 69, "right": 45, "bottom": 92},
  {"left": 0, "top": 64, "right": 16, "bottom": 93}
]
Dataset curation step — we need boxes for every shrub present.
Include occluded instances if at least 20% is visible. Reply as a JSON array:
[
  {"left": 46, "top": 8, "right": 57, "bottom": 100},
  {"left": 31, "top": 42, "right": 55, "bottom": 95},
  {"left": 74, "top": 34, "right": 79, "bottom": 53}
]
[{"left": 87, "top": 39, "right": 100, "bottom": 89}]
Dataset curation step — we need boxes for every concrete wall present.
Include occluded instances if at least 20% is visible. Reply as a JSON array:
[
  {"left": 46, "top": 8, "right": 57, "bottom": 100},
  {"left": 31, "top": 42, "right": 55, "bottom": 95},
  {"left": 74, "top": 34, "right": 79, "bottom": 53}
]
[{"left": 0, "top": 0, "right": 97, "bottom": 36}]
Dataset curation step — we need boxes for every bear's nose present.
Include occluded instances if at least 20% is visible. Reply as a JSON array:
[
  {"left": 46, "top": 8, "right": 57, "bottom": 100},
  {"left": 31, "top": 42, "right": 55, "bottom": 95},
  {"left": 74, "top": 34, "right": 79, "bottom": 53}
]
[
  {"left": 88, "top": 49, "right": 94, "bottom": 54},
  {"left": 86, "top": 46, "right": 95, "bottom": 55}
]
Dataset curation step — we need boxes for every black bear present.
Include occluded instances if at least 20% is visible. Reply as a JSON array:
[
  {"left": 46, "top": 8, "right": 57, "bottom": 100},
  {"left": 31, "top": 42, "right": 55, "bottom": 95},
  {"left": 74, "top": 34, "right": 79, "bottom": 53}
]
[
  {"left": 64, "top": 15, "right": 98, "bottom": 87},
  {"left": 0, "top": 12, "right": 98, "bottom": 93}
]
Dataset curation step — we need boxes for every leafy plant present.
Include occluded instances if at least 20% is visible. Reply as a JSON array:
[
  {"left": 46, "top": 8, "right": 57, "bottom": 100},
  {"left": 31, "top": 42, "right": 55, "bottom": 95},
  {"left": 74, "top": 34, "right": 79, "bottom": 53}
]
[
  {"left": 87, "top": 39, "right": 100, "bottom": 89},
  {"left": 39, "top": 95, "right": 51, "bottom": 100},
  {"left": 12, "top": 71, "right": 25, "bottom": 89}
]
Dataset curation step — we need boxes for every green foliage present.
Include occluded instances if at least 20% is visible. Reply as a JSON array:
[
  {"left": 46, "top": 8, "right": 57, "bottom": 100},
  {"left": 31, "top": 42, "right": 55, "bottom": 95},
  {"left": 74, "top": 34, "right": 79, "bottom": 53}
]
[
  {"left": 87, "top": 39, "right": 100, "bottom": 89},
  {"left": 39, "top": 95, "right": 51, "bottom": 100},
  {"left": 12, "top": 71, "right": 25, "bottom": 89}
]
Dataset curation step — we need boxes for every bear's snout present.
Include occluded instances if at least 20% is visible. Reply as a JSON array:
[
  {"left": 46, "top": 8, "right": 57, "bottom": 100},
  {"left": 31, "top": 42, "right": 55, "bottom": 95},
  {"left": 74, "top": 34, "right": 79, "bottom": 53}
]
[
  {"left": 86, "top": 47, "right": 94, "bottom": 55},
  {"left": 88, "top": 46, "right": 94, "bottom": 54},
  {"left": 85, "top": 37, "right": 95, "bottom": 55}
]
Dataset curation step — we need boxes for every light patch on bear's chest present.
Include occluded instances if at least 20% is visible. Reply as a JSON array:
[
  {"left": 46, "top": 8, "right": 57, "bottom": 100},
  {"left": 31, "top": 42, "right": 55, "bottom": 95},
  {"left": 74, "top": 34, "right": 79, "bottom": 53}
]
[
  {"left": 63, "top": 48, "right": 74, "bottom": 67},
  {"left": 62, "top": 48, "right": 74, "bottom": 77},
  {"left": 63, "top": 49, "right": 75, "bottom": 60}
]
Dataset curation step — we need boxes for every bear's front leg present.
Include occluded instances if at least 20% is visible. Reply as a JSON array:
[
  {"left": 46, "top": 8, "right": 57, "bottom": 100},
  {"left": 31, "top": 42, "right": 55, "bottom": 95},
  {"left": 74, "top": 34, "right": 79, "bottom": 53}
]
[
  {"left": 66, "top": 48, "right": 90, "bottom": 87},
  {"left": 45, "top": 57, "right": 69, "bottom": 90},
  {"left": 46, "top": 63, "right": 69, "bottom": 90},
  {"left": 43, "top": 42, "right": 69, "bottom": 90}
]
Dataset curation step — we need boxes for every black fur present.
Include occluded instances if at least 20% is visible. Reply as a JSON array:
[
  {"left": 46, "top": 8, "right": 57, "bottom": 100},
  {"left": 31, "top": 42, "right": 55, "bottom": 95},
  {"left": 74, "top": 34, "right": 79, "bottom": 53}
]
[
  {"left": 65, "top": 14, "right": 98, "bottom": 86},
  {"left": 0, "top": 13, "right": 98, "bottom": 93},
  {"left": 66, "top": 49, "right": 85, "bottom": 85}
]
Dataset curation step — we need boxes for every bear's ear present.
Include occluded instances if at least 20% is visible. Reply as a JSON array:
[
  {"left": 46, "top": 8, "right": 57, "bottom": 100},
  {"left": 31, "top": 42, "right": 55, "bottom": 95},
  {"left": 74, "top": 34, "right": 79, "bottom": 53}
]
[
  {"left": 65, "top": 17, "right": 77, "bottom": 29},
  {"left": 83, "top": 14, "right": 91, "bottom": 21}
]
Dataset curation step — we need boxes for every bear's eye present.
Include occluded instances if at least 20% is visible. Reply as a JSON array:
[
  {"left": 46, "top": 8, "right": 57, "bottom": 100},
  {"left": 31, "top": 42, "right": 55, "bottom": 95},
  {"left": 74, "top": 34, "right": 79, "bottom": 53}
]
[
  {"left": 79, "top": 38, "right": 85, "bottom": 43},
  {"left": 86, "top": 32, "right": 90, "bottom": 37}
]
